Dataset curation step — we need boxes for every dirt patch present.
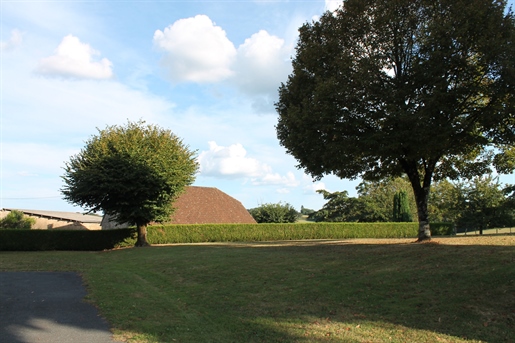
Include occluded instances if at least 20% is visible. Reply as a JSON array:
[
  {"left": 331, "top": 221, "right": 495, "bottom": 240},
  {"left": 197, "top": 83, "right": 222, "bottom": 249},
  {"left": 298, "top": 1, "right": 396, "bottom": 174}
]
[
  {"left": 156, "top": 234, "right": 514, "bottom": 248},
  {"left": 324, "top": 235, "right": 515, "bottom": 246}
]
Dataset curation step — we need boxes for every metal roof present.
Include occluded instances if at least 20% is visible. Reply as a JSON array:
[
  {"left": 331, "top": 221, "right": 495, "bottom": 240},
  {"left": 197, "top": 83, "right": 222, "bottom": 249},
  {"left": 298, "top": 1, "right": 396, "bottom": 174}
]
[{"left": 2, "top": 209, "right": 102, "bottom": 223}]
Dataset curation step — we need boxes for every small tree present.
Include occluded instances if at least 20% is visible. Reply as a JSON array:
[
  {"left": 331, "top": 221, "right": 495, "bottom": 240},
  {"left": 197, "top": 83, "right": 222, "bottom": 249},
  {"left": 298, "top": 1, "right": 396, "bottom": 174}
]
[
  {"left": 61, "top": 121, "right": 198, "bottom": 247},
  {"left": 248, "top": 203, "right": 299, "bottom": 223},
  {"left": 0, "top": 210, "right": 35, "bottom": 229},
  {"left": 393, "top": 191, "right": 413, "bottom": 222}
]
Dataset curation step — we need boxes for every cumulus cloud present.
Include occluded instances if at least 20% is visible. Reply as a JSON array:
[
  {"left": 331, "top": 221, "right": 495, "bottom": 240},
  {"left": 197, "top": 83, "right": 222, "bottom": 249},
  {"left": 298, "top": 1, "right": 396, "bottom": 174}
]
[
  {"left": 325, "top": 0, "right": 342, "bottom": 12},
  {"left": 36, "top": 35, "right": 113, "bottom": 79},
  {"left": 303, "top": 181, "right": 327, "bottom": 194},
  {"left": 198, "top": 141, "right": 299, "bottom": 187},
  {"left": 153, "top": 15, "right": 236, "bottom": 83},
  {"left": 199, "top": 141, "right": 267, "bottom": 178},
  {"left": 233, "top": 30, "right": 291, "bottom": 96},
  {"left": 153, "top": 15, "right": 292, "bottom": 100},
  {"left": 1, "top": 29, "right": 23, "bottom": 52}
]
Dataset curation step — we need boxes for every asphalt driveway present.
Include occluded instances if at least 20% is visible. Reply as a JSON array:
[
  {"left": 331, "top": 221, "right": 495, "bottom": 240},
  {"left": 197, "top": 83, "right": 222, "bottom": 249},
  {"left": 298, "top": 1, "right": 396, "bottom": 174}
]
[{"left": 0, "top": 272, "right": 121, "bottom": 343}]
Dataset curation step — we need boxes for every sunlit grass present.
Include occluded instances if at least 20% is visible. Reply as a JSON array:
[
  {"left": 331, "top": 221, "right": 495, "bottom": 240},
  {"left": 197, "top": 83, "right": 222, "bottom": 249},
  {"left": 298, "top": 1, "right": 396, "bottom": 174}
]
[{"left": 1, "top": 236, "right": 513, "bottom": 342}]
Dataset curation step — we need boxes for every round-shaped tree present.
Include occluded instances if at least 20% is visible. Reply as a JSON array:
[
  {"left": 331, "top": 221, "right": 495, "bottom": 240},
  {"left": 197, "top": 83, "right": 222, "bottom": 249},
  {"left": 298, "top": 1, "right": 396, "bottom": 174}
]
[{"left": 61, "top": 121, "right": 198, "bottom": 247}]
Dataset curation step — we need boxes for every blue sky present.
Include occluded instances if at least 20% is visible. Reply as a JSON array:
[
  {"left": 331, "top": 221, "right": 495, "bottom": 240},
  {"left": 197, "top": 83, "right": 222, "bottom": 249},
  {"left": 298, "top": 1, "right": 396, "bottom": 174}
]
[{"left": 1, "top": 0, "right": 514, "bottom": 214}]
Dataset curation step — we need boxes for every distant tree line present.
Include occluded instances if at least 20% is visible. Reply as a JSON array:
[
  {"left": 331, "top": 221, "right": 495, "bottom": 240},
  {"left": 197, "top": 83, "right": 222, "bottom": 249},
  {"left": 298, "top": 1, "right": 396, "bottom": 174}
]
[{"left": 308, "top": 176, "right": 515, "bottom": 234}]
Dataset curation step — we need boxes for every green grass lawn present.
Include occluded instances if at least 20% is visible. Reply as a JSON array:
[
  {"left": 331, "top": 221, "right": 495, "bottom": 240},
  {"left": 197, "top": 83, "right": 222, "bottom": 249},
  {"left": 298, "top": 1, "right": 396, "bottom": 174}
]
[{"left": 1, "top": 239, "right": 514, "bottom": 342}]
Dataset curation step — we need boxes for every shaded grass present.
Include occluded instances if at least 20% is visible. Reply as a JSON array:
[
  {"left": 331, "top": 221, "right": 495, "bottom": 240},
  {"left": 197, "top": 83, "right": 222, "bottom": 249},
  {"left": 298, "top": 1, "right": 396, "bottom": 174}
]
[{"left": 1, "top": 238, "right": 514, "bottom": 342}]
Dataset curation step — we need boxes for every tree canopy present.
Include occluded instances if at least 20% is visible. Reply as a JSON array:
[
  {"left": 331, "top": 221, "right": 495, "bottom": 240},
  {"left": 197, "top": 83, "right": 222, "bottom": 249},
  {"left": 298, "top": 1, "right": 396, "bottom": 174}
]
[
  {"left": 248, "top": 203, "right": 299, "bottom": 223},
  {"left": 61, "top": 121, "right": 198, "bottom": 246},
  {"left": 276, "top": 0, "right": 515, "bottom": 240}
]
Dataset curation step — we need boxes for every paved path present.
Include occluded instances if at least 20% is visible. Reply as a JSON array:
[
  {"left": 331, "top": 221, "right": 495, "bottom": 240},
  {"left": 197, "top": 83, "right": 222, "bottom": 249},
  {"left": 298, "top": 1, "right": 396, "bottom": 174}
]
[{"left": 0, "top": 272, "right": 121, "bottom": 343}]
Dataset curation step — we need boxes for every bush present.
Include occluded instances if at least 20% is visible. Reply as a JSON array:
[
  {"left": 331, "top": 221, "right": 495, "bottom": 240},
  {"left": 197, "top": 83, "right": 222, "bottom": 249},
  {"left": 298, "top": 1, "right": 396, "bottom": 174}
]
[
  {"left": 0, "top": 229, "right": 135, "bottom": 251},
  {"left": 0, "top": 210, "right": 35, "bottom": 229},
  {"left": 248, "top": 203, "right": 299, "bottom": 223},
  {"left": 430, "top": 222, "right": 454, "bottom": 236}
]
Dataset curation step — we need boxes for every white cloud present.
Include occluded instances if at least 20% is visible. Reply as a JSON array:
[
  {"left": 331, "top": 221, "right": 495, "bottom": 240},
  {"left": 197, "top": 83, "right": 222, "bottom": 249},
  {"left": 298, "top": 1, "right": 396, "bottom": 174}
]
[
  {"left": 253, "top": 171, "right": 299, "bottom": 187},
  {"left": 198, "top": 141, "right": 299, "bottom": 187},
  {"left": 153, "top": 15, "right": 236, "bottom": 83},
  {"left": 199, "top": 141, "right": 268, "bottom": 178},
  {"left": 303, "top": 181, "right": 327, "bottom": 194},
  {"left": 1, "top": 29, "right": 23, "bottom": 52},
  {"left": 233, "top": 30, "right": 292, "bottom": 96},
  {"left": 153, "top": 16, "right": 292, "bottom": 100},
  {"left": 325, "top": 0, "right": 342, "bottom": 12},
  {"left": 36, "top": 35, "right": 113, "bottom": 80}
]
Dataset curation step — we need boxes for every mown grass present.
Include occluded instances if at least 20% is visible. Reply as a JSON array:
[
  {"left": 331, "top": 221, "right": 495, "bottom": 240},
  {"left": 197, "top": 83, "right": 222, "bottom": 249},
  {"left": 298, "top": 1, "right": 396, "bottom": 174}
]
[{"left": 1, "top": 238, "right": 514, "bottom": 343}]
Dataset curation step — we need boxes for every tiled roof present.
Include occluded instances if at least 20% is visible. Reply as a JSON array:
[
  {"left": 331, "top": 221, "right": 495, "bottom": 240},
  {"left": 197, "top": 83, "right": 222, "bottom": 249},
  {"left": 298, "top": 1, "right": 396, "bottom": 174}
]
[
  {"left": 2, "top": 209, "right": 102, "bottom": 223},
  {"left": 169, "top": 186, "right": 256, "bottom": 224}
]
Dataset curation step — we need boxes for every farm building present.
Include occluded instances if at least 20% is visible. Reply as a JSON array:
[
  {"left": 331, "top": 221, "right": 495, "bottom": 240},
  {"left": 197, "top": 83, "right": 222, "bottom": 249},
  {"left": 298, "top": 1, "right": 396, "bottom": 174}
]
[
  {"left": 0, "top": 208, "right": 103, "bottom": 230},
  {"left": 101, "top": 186, "right": 256, "bottom": 229}
]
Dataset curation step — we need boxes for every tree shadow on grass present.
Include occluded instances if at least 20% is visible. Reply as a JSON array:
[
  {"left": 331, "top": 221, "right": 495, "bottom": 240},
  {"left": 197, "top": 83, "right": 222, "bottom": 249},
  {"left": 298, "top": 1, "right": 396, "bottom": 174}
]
[
  {"left": 130, "top": 242, "right": 514, "bottom": 343},
  {"left": 24, "top": 241, "right": 511, "bottom": 343}
]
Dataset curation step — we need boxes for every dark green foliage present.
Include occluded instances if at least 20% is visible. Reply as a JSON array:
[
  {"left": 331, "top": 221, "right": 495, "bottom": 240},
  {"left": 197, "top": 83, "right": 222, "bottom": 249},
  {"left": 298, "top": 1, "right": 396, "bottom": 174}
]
[
  {"left": 393, "top": 191, "right": 413, "bottom": 222},
  {"left": 310, "top": 179, "right": 417, "bottom": 222},
  {"left": 0, "top": 210, "right": 35, "bottom": 229},
  {"left": 0, "top": 229, "right": 134, "bottom": 251},
  {"left": 430, "top": 223, "right": 455, "bottom": 236},
  {"left": 276, "top": 0, "right": 515, "bottom": 240},
  {"left": 61, "top": 120, "right": 198, "bottom": 246},
  {"left": 248, "top": 203, "right": 299, "bottom": 223},
  {"left": 309, "top": 190, "right": 365, "bottom": 222}
]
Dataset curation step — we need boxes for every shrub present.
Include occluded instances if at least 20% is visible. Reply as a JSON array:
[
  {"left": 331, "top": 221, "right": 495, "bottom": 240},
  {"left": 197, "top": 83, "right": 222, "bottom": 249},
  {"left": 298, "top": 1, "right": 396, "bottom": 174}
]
[
  {"left": 430, "top": 222, "right": 454, "bottom": 236},
  {"left": 0, "top": 229, "right": 135, "bottom": 251},
  {"left": 248, "top": 203, "right": 299, "bottom": 223},
  {"left": 0, "top": 210, "right": 35, "bottom": 229}
]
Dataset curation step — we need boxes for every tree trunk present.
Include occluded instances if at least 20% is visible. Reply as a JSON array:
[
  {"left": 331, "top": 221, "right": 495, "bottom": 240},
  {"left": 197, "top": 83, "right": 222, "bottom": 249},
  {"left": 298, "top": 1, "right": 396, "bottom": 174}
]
[
  {"left": 414, "top": 187, "right": 432, "bottom": 241},
  {"left": 401, "top": 159, "right": 435, "bottom": 242},
  {"left": 135, "top": 223, "right": 151, "bottom": 247}
]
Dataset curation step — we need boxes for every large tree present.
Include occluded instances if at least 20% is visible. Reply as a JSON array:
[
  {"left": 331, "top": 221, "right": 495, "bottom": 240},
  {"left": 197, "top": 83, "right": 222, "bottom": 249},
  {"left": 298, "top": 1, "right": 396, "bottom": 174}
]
[
  {"left": 62, "top": 121, "right": 198, "bottom": 247},
  {"left": 276, "top": 0, "right": 515, "bottom": 240}
]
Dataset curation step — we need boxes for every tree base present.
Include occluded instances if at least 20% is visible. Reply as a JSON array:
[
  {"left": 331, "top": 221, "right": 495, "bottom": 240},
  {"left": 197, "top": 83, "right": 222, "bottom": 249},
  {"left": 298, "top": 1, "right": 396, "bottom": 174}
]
[
  {"left": 134, "top": 241, "right": 151, "bottom": 247},
  {"left": 416, "top": 235, "right": 432, "bottom": 243}
]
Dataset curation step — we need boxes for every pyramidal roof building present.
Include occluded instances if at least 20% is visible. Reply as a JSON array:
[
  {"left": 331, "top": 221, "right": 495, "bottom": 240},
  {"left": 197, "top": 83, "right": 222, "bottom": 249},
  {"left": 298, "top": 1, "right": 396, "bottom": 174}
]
[{"left": 101, "top": 186, "right": 256, "bottom": 229}]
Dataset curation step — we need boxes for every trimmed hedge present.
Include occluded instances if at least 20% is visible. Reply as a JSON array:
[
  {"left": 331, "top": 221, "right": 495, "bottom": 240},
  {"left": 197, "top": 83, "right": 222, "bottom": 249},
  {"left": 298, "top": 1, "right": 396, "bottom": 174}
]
[
  {"left": 0, "top": 229, "right": 134, "bottom": 251},
  {"left": 0, "top": 222, "right": 454, "bottom": 251},
  {"left": 139, "top": 222, "right": 454, "bottom": 245}
]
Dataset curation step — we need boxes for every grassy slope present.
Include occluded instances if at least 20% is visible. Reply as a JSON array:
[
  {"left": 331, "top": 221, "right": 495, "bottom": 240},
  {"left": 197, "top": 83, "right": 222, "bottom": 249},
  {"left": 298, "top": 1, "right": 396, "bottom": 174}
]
[{"left": 1, "top": 238, "right": 514, "bottom": 343}]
